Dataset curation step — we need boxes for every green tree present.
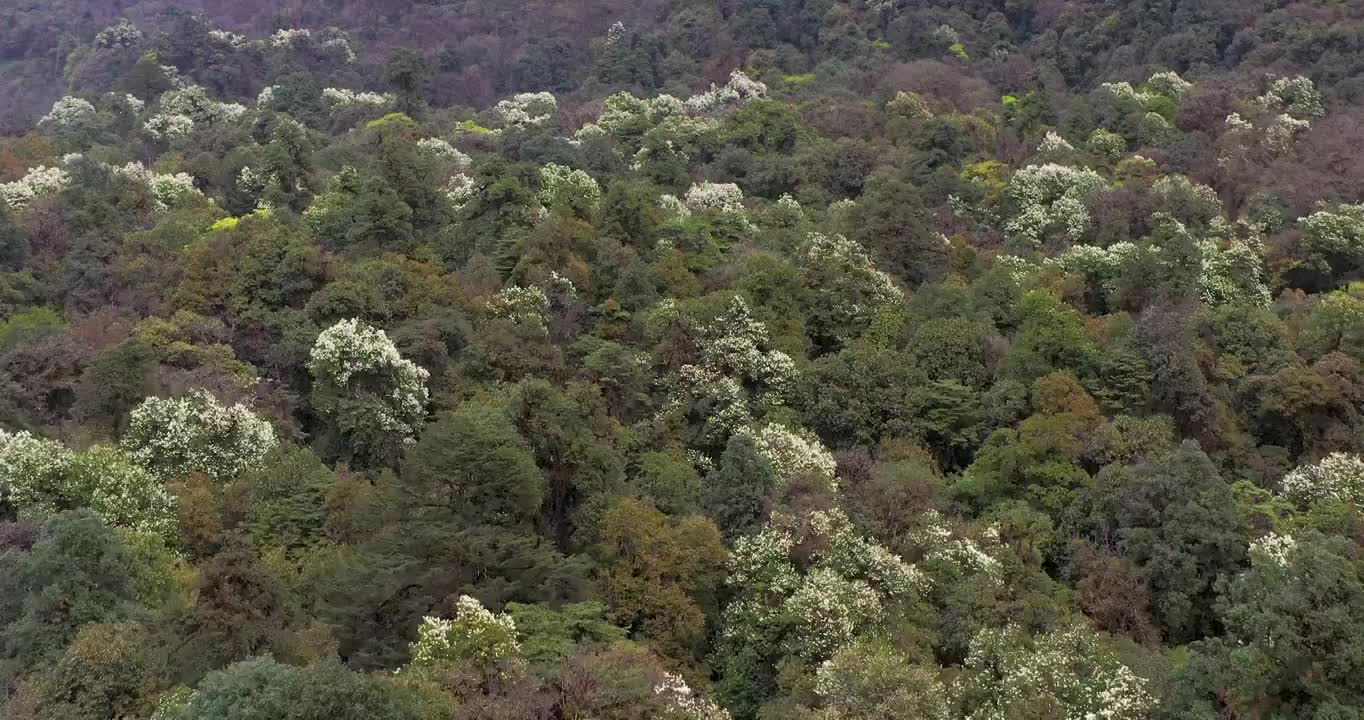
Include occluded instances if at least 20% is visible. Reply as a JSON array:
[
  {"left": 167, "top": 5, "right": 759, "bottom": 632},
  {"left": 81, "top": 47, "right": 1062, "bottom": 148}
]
[
  {"left": 595, "top": 498, "right": 726, "bottom": 667},
  {"left": 0, "top": 511, "right": 142, "bottom": 690}
]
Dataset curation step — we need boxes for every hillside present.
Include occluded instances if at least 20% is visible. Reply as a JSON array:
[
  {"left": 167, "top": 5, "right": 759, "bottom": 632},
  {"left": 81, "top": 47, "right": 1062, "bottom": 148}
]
[{"left": 4, "top": 2, "right": 1364, "bottom": 719}]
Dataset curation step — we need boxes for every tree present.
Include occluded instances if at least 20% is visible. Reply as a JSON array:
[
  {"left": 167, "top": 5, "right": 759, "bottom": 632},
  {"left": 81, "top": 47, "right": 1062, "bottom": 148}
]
[
  {"left": 809, "top": 638, "right": 949, "bottom": 720},
  {"left": 703, "top": 432, "right": 780, "bottom": 540},
  {"left": 0, "top": 511, "right": 142, "bottom": 691},
  {"left": 166, "top": 657, "right": 426, "bottom": 720},
  {"left": 384, "top": 49, "right": 431, "bottom": 118},
  {"left": 15, "top": 622, "right": 156, "bottom": 720},
  {"left": 308, "top": 318, "right": 429, "bottom": 469},
  {"left": 1088, "top": 443, "right": 1247, "bottom": 643},
  {"left": 122, "top": 390, "right": 278, "bottom": 483},
  {"left": 1170, "top": 532, "right": 1364, "bottom": 719},
  {"left": 402, "top": 400, "right": 544, "bottom": 529},
  {"left": 595, "top": 498, "right": 726, "bottom": 666}
]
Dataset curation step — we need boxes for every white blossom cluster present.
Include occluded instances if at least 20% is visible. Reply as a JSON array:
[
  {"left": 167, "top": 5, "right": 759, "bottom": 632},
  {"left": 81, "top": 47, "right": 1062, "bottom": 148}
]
[
  {"left": 735, "top": 423, "right": 838, "bottom": 491},
  {"left": 800, "top": 232, "right": 902, "bottom": 338},
  {"left": 1050, "top": 242, "right": 1136, "bottom": 294},
  {"left": 672, "top": 297, "right": 795, "bottom": 438},
  {"left": 537, "top": 163, "right": 601, "bottom": 210},
  {"left": 720, "top": 508, "right": 925, "bottom": 663},
  {"left": 1255, "top": 75, "right": 1325, "bottom": 118},
  {"left": 658, "top": 193, "right": 691, "bottom": 220},
  {"left": 39, "top": 96, "right": 96, "bottom": 129},
  {"left": 1300, "top": 202, "right": 1364, "bottom": 261},
  {"left": 1197, "top": 233, "right": 1271, "bottom": 307},
  {"left": 1099, "top": 70, "right": 1191, "bottom": 109},
  {"left": 321, "top": 87, "right": 394, "bottom": 109},
  {"left": 94, "top": 19, "right": 144, "bottom": 49},
  {"left": 110, "top": 162, "right": 203, "bottom": 210},
  {"left": 145, "top": 85, "right": 246, "bottom": 141},
  {"left": 493, "top": 92, "right": 558, "bottom": 127},
  {"left": 1146, "top": 70, "right": 1193, "bottom": 100},
  {"left": 416, "top": 137, "right": 471, "bottom": 168},
  {"left": 122, "top": 389, "right": 278, "bottom": 483},
  {"left": 485, "top": 285, "right": 551, "bottom": 329},
  {"left": 958, "top": 623, "right": 1153, "bottom": 720},
  {"left": 144, "top": 113, "right": 195, "bottom": 142},
  {"left": 684, "top": 70, "right": 768, "bottom": 114},
  {"left": 887, "top": 90, "right": 933, "bottom": 119},
  {"left": 1249, "top": 532, "right": 1298, "bottom": 568},
  {"left": 0, "top": 165, "right": 70, "bottom": 210},
  {"left": 1152, "top": 174, "right": 1223, "bottom": 221},
  {"left": 654, "top": 672, "right": 733, "bottom": 720},
  {"left": 1086, "top": 128, "right": 1126, "bottom": 159},
  {"left": 1281, "top": 452, "right": 1364, "bottom": 505},
  {"left": 0, "top": 430, "right": 176, "bottom": 538},
  {"left": 207, "top": 29, "right": 248, "bottom": 48},
  {"left": 158, "top": 85, "right": 246, "bottom": 124},
  {"left": 596, "top": 92, "right": 688, "bottom": 133},
  {"left": 1223, "top": 85, "right": 1316, "bottom": 159},
  {"left": 116, "top": 93, "right": 145, "bottom": 114},
  {"left": 409, "top": 596, "right": 521, "bottom": 670},
  {"left": 444, "top": 173, "right": 476, "bottom": 209},
  {"left": 1262, "top": 113, "right": 1312, "bottom": 154},
  {"left": 814, "top": 645, "right": 951, "bottom": 720},
  {"left": 684, "top": 182, "right": 745, "bottom": 214},
  {"left": 309, "top": 319, "right": 430, "bottom": 441},
  {"left": 1037, "top": 131, "right": 1074, "bottom": 156},
  {"left": 912, "top": 510, "right": 1002, "bottom": 583},
  {"left": 1004, "top": 164, "right": 1108, "bottom": 244},
  {"left": 270, "top": 28, "right": 313, "bottom": 48}
]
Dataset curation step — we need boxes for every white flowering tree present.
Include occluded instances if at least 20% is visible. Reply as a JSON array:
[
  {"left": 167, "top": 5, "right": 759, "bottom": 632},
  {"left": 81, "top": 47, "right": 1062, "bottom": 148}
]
[
  {"left": 1004, "top": 164, "right": 1107, "bottom": 245},
  {"left": 955, "top": 623, "right": 1154, "bottom": 720},
  {"left": 38, "top": 96, "right": 97, "bottom": 137},
  {"left": 537, "top": 163, "right": 601, "bottom": 216},
  {"left": 717, "top": 508, "right": 925, "bottom": 670},
  {"left": 308, "top": 318, "right": 430, "bottom": 467},
  {"left": 684, "top": 182, "right": 745, "bottom": 214},
  {"left": 654, "top": 672, "right": 733, "bottom": 720},
  {"left": 492, "top": 92, "right": 557, "bottom": 127},
  {"left": 408, "top": 596, "right": 522, "bottom": 674},
  {"left": 798, "top": 232, "right": 902, "bottom": 345},
  {"left": 684, "top": 70, "right": 768, "bottom": 114},
  {"left": 733, "top": 423, "right": 838, "bottom": 492},
  {"left": 1297, "top": 203, "right": 1364, "bottom": 280},
  {"left": 321, "top": 87, "right": 395, "bottom": 110},
  {"left": 0, "top": 165, "right": 70, "bottom": 210},
  {"left": 122, "top": 389, "right": 278, "bottom": 483},
  {"left": 813, "top": 638, "right": 950, "bottom": 720},
  {"left": 1281, "top": 452, "right": 1364, "bottom": 506},
  {"left": 1256, "top": 75, "right": 1326, "bottom": 119},
  {"left": 485, "top": 285, "right": 551, "bottom": 332},
  {"left": 94, "top": 19, "right": 144, "bottom": 49},
  {"left": 109, "top": 162, "right": 204, "bottom": 210},
  {"left": 0, "top": 430, "right": 176, "bottom": 539},
  {"left": 144, "top": 85, "right": 247, "bottom": 143},
  {"left": 666, "top": 297, "right": 797, "bottom": 443}
]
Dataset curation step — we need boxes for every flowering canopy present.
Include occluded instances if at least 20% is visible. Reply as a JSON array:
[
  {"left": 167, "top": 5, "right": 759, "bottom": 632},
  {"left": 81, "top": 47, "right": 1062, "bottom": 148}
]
[
  {"left": 0, "top": 165, "right": 70, "bottom": 210},
  {"left": 409, "top": 595, "right": 521, "bottom": 671},
  {"left": 309, "top": 319, "right": 430, "bottom": 459},
  {"left": 957, "top": 623, "right": 1154, "bottom": 720},
  {"left": 0, "top": 430, "right": 176, "bottom": 538},
  {"left": 1004, "top": 164, "right": 1107, "bottom": 244},
  {"left": 734, "top": 423, "right": 838, "bottom": 492},
  {"left": 718, "top": 508, "right": 925, "bottom": 664},
  {"left": 122, "top": 389, "right": 278, "bottom": 483},
  {"left": 1281, "top": 452, "right": 1364, "bottom": 506}
]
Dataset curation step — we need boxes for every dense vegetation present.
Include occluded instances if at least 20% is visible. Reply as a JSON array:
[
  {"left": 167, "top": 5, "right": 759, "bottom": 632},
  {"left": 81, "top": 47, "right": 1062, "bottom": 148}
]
[{"left": 5, "top": 1, "right": 1364, "bottom": 718}]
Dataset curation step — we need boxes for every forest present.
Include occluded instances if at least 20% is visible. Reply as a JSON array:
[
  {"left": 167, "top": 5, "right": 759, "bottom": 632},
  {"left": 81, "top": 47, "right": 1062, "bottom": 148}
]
[{"left": 4, "top": 0, "right": 1364, "bottom": 718}]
